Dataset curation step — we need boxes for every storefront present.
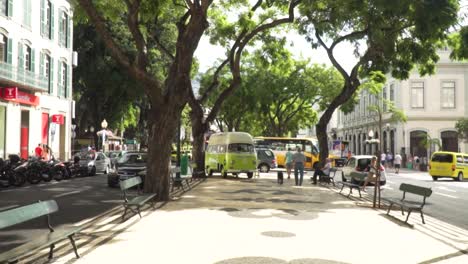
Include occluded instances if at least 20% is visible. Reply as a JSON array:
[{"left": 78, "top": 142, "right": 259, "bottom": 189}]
[{"left": 0, "top": 104, "right": 5, "bottom": 159}]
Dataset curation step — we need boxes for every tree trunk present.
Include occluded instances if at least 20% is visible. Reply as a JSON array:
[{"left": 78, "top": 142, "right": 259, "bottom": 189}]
[
  {"left": 189, "top": 105, "right": 209, "bottom": 175},
  {"left": 145, "top": 105, "right": 182, "bottom": 201}
]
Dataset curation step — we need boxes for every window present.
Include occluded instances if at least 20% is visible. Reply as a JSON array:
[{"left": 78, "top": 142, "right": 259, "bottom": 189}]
[
  {"left": 23, "top": 0, "right": 31, "bottom": 28},
  {"left": 411, "top": 81, "right": 424, "bottom": 108},
  {"left": 24, "top": 44, "right": 32, "bottom": 71},
  {"left": 0, "top": 34, "right": 6, "bottom": 62},
  {"left": 41, "top": 0, "right": 53, "bottom": 39},
  {"left": 59, "top": 11, "right": 68, "bottom": 47},
  {"left": 441, "top": 81, "right": 455, "bottom": 108},
  {"left": 60, "top": 61, "right": 67, "bottom": 96},
  {"left": 46, "top": 1, "right": 52, "bottom": 38},
  {"left": 0, "top": 0, "right": 6, "bottom": 16}
]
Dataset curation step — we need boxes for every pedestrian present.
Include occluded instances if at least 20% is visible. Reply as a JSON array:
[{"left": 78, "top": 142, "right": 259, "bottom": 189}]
[
  {"left": 362, "top": 156, "right": 383, "bottom": 191},
  {"left": 41, "top": 144, "right": 50, "bottom": 161},
  {"left": 292, "top": 146, "right": 306, "bottom": 186},
  {"left": 394, "top": 153, "right": 402, "bottom": 174},
  {"left": 285, "top": 148, "right": 293, "bottom": 179},
  {"left": 386, "top": 151, "right": 393, "bottom": 168},
  {"left": 347, "top": 150, "right": 352, "bottom": 160},
  {"left": 380, "top": 152, "right": 386, "bottom": 167},
  {"left": 34, "top": 143, "right": 43, "bottom": 158},
  {"left": 414, "top": 155, "right": 420, "bottom": 170},
  {"left": 312, "top": 158, "right": 332, "bottom": 184}
]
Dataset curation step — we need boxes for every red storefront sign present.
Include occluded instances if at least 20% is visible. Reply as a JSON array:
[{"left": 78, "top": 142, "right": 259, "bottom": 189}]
[
  {"left": 51, "top": 114, "right": 64, "bottom": 125},
  {"left": 0, "top": 87, "right": 40, "bottom": 106}
]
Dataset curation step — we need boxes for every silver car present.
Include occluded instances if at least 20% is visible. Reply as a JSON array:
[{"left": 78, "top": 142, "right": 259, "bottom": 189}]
[
  {"left": 78, "top": 151, "right": 111, "bottom": 176},
  {"left": 341, "top": 155, "right": 387, "bottom": 185}
]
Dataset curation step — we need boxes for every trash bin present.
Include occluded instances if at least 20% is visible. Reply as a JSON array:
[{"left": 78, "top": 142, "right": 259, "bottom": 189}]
[
  {"left": 180, "top": 154, "right": 189, "bottom": 175},
  {"left": 407, "top": 162, "right": 413, "bottom": 169}
]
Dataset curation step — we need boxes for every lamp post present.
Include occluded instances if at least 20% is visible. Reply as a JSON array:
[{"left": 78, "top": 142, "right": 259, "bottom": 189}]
[
  {"left": 366, "top": 129, "right": 381, "bottom": 208},
  {"left": 71, "top": 124, "right": 76, "bottom": 157},
  {"left": 89, "top": 126, "right": 95, "bottom": 148},
  {"left": 101, "top": 119, "right": 108, "bottom": 151}
]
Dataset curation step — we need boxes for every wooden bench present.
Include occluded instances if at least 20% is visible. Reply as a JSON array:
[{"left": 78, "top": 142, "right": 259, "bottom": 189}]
[
  {"left": 171, "top": 166, "right": 192, "bottom": 191},
  {"left": 120, "top": 176, "right": 157, "bottom": 220},
  {"left": 0, "top": 200, "right": 81, "bottom": 263},
  {"left": 318, "top": 167, "right": 339, "bottom": 186},
  {"left": 383, "top": 183, "right": 432, "bottom": 224},
  {"left": 337, "top": 172, "right": 366, "bottom": 198}
]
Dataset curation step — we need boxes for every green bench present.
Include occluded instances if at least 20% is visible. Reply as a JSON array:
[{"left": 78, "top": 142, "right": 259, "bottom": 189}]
[
  {"left": 120, "top": 176, "right": 157, "bottom": 220},
  {"left": 383, "top": 183, "right": 432, "bottom": 224},
  {"left": 337, "top": 172, "right": 366, "bottom": 198},
  {"left": 318, "top": 167, "right": 339, "bottom": 186},
  {"left": 170, "top": 166, "right": 193, "bottom": 192},
  {"left": 0, "top": 200, "right": 81, "bottom": 263}
]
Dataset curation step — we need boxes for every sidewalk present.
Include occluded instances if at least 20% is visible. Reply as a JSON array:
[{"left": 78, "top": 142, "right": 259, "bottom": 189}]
[{"left": 41, "top": 176, "right": 468, "bottom": 264}]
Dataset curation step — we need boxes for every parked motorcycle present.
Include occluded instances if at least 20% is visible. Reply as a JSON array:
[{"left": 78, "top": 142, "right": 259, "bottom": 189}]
[
  {"left": 64, "top": 156, "right": 81, "bottom": 178},
  {"left": 0, "top": 155, "right": 27, "bottom": 187}
]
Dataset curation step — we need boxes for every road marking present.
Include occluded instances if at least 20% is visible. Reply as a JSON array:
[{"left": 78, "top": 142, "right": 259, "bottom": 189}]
[
  {"left": 54, "top": 190, "right": 81, "bottom": 198},
  {"left": 434, "top": 192, "right": 457, "bottom": 199},
  {"left": 436, "top": 186, "right": 456, "bottom": 192}
]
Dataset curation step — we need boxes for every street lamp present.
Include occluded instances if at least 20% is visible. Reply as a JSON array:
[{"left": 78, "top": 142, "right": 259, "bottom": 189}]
[
  {"left": 90, "top": 126, "right": 95, "bottom": 148},
  {"left": 101, "top": 119, "right": 108, "bottom": 151}
]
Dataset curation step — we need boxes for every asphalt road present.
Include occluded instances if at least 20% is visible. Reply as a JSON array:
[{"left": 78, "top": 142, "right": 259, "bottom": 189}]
[{"left": 0, "top": 173, "right": 122, "bottom": 253}]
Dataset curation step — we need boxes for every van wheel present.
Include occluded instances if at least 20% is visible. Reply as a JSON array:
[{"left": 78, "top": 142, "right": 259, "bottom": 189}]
[
  {"left": 457, "top": 172, "right": 463, "bottom": 181},
  {"left": 247, "top": 172, "right": 253, "bottom": 179},
  {"left": 432, "top": 176, "right": 438, "bottom": 181}
]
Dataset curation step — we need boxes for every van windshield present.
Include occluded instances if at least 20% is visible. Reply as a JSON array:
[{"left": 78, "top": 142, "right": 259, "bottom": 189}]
[
  {"left": 228, "top": 144, "right": 254, "bottom": 153},
  {"left": 431, "top": 154, "right": 453, "bottom": 163}
]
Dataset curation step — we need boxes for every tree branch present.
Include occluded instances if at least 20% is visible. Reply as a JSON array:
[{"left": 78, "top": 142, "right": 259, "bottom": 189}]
[
  {"left": 199, "top": 58, "right": 229, "bottom": 103},
  {"left": 124, "top": 0, "right": 148, "bottom": 69}
]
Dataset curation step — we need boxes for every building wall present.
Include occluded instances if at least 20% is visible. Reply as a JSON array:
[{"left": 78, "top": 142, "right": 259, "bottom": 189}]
[
  {"left": 0, "top": 0, "right": 74, "bottom": 159},
  {"left": 336, "top": 52, "right": 468, "bottom": 159}
]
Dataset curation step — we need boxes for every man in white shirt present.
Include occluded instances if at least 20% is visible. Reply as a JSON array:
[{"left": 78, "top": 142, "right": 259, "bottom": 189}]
[
  {"left": 380, "top": 152, "right": 386, "bottom": 167},
  {"left": 394, "top": 153, "right": 402, "bottom": 174},
  {"left": 312, "top": 158, "right": 332, "bottom": 184}
]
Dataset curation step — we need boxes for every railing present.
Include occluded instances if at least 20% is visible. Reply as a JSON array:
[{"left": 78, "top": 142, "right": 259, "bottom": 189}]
[{"left": 0, "top": 62, "right": 48, "bottom": 91}]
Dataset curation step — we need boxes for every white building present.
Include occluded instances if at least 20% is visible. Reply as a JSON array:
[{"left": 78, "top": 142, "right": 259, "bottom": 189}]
[
  {"left": 335, "top": 49, "right": 468, "bottom": 161},
  {"left": 0, "top": 0, "right": 74, "bottom": 160}
]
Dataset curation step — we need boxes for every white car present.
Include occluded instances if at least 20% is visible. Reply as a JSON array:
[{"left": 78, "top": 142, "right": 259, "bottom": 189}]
[
  {"left": 77, "top": 151, "right": 111, "bottom": 176},
  {"left": 340, "top": 155, "right": 387, "bottom": 185}
]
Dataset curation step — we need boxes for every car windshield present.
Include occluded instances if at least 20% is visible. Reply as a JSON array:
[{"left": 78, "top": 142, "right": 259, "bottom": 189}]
[
  {"left": 118, "top": 153, "right": 147, "bottom": 164},
  {"left": 228, "top": 143, "right": 254, "bottom": 153},
  {"left": 78, "top": 151, "right": 96, "bottom": 160},
  {"left": 431, "top": 154, "right": 453, "bottom": 163}
]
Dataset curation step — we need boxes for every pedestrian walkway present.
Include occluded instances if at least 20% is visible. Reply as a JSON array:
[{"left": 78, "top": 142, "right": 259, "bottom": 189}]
[{"left": 26, "top": 176, "right": 468, "bottom": 264}]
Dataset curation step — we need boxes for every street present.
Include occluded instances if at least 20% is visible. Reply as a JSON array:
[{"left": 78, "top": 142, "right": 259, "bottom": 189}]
[{"left": 1, "top": 167, "right": 468, "bottom": 262}]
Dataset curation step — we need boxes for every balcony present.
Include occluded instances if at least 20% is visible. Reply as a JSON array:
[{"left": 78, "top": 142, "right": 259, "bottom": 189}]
[{"left": 0, "top": 62, "right": 48, "bottom": 92}]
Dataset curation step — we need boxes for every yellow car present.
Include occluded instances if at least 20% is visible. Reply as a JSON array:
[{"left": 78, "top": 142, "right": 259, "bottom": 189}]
[{"left": 429, "top": 151, "right": 468, "bottom": 181}]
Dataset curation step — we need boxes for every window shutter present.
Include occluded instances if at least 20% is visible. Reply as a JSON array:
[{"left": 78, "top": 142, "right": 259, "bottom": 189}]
[
  {"left": 31, "top": 48, "right": 35, "bottom": 72},
  {"left": 40, "top": 0, "right": 45, "bottom": 36},
  {"left": 7, "top": 38, "right": 12, "bottom": 64},
  {"left": 7, "top": 0, "right": 13, "bottom": 17},
  {"left": 50, "top": 3, "right": 54, "bottom": 40},
  {"left": 18, "top": 43, "right": 24, "bottom": 70},
  {"left": 67, "top": 17, "right": 72, "bottom": 49},
  {"left": 49, "top": 58, "right": 54, "bottom": 94},
  {"left": 57, "top": 61, "right": 62, "bottom": 96},
  {"left": 67, "top": 64, "right": 71, "bottom": 98},
  {"left": 40, "top": 52, "right": 44, "bottom": 76}
]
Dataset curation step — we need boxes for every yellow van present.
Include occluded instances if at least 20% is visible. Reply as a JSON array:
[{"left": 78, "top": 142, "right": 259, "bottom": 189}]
[
  {"left": 205, "top": 132, "right": 257, "bottom": 178},
  {"left": 429, "top": 151, "right": 468, "bottom": 181}
]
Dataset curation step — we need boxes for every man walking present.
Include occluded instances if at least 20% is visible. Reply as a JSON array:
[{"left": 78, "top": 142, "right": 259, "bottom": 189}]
[
  {"left": 292, "top": 146, "right": 306, "bottom": 186},
  {"left": 394, "top": 153, "right": 402, "bottom": 174},
  {"left": 285, "top": 148, "right": 293, "bottom": 179}
]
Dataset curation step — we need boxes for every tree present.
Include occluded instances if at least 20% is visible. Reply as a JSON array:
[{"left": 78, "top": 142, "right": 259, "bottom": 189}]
[
  {"left": 455, "top": 118, "right": 468, "bottom": 142},
  {"left": 188, "top": 1, "right": 302, "bottom": 172},
  {"left": 75, "top": 0, "right": 301, "bottom": 200},
  {"left": 73, "top": 23, "right": 141, "bottom": 147},
  {"left": 298, "top": 0, "right": 460, "bottom": 167}
]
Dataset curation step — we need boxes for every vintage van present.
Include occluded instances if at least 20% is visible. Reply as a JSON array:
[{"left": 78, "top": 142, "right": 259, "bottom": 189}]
[
  {"left": 429, "top": 151, "right": 468, "bottom": 181},
  {"left": 205, "top": 132, "right": 257, "bottom": 178}
]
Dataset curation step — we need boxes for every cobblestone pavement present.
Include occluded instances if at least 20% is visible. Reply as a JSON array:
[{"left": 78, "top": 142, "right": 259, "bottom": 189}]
[{"left": 20, "top": 175, "right": 468, "bottom": 264}]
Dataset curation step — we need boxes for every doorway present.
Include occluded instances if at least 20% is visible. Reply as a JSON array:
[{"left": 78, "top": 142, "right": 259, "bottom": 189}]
[
  {"left": 59, "top": 116, "right": 66, "bottom": 160},
  {"left": 20, "top": 110, "right": 30, "bottom": 159}
]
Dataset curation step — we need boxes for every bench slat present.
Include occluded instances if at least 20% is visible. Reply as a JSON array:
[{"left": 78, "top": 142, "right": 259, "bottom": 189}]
[
  {"left": 120, "top": 176, "right": 142, "bottom": 190},
  {"left": 0, "top": 200, "right": 58, "bottom": 229},
  {"left": 0, "top": 226, "right": 80, "bottom": 262},
  {"left": 127, "top": 194, "right": 157, "bottom": 206},
  {"left": 400, "top": 183, "right": 432, "bottom": 197}
]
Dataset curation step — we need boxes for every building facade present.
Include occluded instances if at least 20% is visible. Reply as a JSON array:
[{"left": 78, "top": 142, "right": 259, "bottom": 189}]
[
  {"left": 0, "top": 0, "right": 74, "bottom": 160},
  {"left": 335, "top": 49, "right": 468, "bottom": 160}
]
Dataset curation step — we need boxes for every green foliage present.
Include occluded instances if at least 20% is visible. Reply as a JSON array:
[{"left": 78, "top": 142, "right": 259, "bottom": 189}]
[
  {"left": 201, "top": 41, "right": 343, "bottom": 136},
  {"left": 455, "top": 118, "right": 468, "bottom": 142},
  {"left": 448, "top": 27, "right": 468, "bottom": 60}
]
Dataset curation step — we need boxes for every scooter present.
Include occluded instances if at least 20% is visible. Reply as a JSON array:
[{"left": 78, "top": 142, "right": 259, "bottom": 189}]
[{"left": 0, "top": 155, "right": 27, "bottom": 187}]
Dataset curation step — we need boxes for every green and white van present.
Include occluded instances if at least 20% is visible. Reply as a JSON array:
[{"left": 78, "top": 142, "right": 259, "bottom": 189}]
[{"left": 205, "top": 132, "right": 257, "bottom": 178}]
